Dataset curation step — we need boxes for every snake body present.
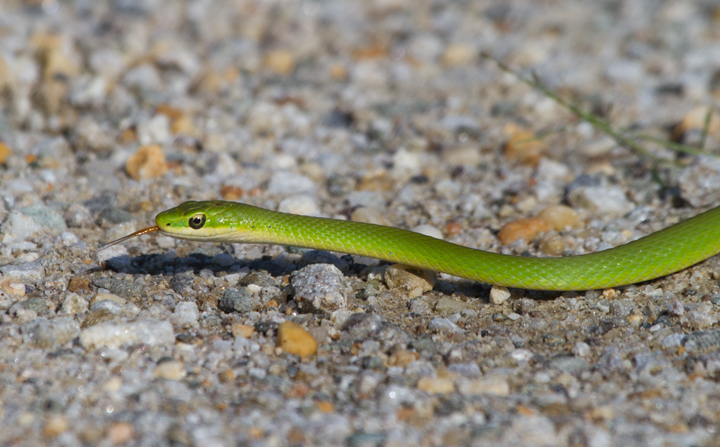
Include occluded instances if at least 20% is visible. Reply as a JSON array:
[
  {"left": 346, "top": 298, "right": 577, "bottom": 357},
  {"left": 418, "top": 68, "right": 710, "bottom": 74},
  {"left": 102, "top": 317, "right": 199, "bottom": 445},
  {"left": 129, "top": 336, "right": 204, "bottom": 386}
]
[{"left": 126, "top": 200, "right": 720, "bottom": 291}]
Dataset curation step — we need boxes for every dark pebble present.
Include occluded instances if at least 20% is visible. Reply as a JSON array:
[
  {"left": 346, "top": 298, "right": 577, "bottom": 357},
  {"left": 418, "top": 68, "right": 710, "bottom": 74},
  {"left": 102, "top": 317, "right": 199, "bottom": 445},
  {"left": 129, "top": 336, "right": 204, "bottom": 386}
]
[
  {"left": 219, "top": 288, "right": 257, "bottom": 314},
  {"left": 91, "top": 277, "right": 143, "bottom": 299},
  {"left": 170, "top": 272, "right": 196, "bottom": 294}
]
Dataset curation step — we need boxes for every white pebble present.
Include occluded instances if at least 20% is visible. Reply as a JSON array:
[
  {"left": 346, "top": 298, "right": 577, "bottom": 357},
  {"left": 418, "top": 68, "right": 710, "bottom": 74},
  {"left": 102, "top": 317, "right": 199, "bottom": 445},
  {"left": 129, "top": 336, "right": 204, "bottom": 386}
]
[
  {"left": 573, "top": 341, "right": 591, "bottom": 357},
  {"left": 412, "top": 225, "right": 443, "bottom": 239},
  {"left": 170, "top": 302, "right": 200, "bottom": 328},
  {"left": 278, "top": 195, "right": 320, "bottom": 216},
  {"left": 79, "top": 319, "right": 175, "bottom": 350},
  {"left": 490, "top": 286, "right": 511, "bottom": 305}
]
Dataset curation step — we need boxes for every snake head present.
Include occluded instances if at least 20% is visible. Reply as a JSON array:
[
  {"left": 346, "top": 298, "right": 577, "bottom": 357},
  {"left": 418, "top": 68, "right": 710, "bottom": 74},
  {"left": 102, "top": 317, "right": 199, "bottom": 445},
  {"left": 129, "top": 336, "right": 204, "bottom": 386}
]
[{"left": 155, "top": 200, "right": 254, "bottom": 242}]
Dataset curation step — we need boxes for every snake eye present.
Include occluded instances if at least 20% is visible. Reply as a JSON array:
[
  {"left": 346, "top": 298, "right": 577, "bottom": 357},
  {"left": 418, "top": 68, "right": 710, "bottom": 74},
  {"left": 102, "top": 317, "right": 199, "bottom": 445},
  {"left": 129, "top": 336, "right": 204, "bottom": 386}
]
[{"left": 189, "top": 214, "right": 206, "bottom": 229}]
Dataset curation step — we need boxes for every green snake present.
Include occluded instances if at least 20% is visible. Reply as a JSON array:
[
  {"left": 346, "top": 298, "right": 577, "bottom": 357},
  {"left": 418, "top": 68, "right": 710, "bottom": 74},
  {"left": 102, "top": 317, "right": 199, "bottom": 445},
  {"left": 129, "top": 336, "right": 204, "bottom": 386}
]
[{"left": 96, "top": 200, "right": 720, "bottom": 291}]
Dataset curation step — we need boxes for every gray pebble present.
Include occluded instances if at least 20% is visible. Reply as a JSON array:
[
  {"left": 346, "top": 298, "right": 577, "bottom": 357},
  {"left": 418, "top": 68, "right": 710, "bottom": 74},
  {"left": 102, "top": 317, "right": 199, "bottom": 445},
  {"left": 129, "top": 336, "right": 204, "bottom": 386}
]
[
  {"left": 343, "top": 313, "right": 383, "bottom": 339},
  {"left": 91, "top": 277, "right": 143, "bottom": 298},
  {"left": 219, "top": 288, "right": 256, "bottom": 314},
  {"left": 634, "top": 352, "right": 670, "bottom": 375},
  {"left": 678, "top": 156, "right": 720, "bottom": 207},
  {"left": 90, "top": 299, "right": 124, "bottom": 314},
  {"left": 434, "top": 297, "right": 469, "bottom": 313},
  {"left": 447, "top": 362, "right": 481, "bottom": 378},
  {"left": 18, "top": 297, "right": 52, "bottom": 315},
  {"left": 568, "top": 186, "right": 633, "bottom": 218},
  {"left": 428, "top": 318, "right": 462, "bottom": 334},
  {"left": 298, "top": 250, "right": 350, "bottom": 273},
  {"left": 549, "top": 356, "right": 590, "bottom": 374},
  {"left": 595, "top": 346, "right": 625, "bottom": 373},
  {"left": 1, "top": 211, "right": 42, "bottom": 243},
  {"left": 170, "top": 272, "right": 196, "bottom": 295},
  {"left": 291, "top": 264, "right": 347, "bottom": 312},
  {"left": 267, "top": 173, "right": 316, "bottom": 196},
  {"left": 21, "top": 317, "right": 80, "bottom": 350}
]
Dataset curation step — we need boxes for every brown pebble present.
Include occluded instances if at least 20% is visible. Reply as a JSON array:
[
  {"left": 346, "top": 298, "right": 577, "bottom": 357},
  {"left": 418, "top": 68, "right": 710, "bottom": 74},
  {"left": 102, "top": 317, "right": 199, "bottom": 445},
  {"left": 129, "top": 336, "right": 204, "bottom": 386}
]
[
  {"left": 316, "top": 401, "right": 334, "bottom": 413},
  {"left": 43, "top": 415, "right": 68, "bottom": 438},
  {"left": 357, "top": 170, "right": 394, "bottom": 192},
  {"left": 417, "top": 377, "right": 454, "bottom": 394},
  {"left": 388, "top": 350, "right": 420, "bottom": 367},
  {"left": 277, "top": 321, "right": 317, "bottom": 357},
  {"left": 673, "top": 106, "right": 720, "bottom": 140},
  {"left": 218, "top": 369, "right": 235, "bottom": 384},
  {"left": 442, "top": 43, "right": 475, "bottom": 66},
  {"left": 498, "top": 218, "right": 552, "bottom": 245},
  {"left": 0, "top": 141, "right": 11, "bottom": 164},
  {"left": 328, "top": 63, "right": 347, "bottom": 80},
  {"left": 503, "top": 123, "right": 545, "bottom": 166},
  {"left": 68, "top": 277, "right": 90, "bottom": 292},
  {"left": 264, "top": 49, "right": 295, "bottom": 75},
  {"left": 537, "top": 205, "right": 581, "bottom": 231},
  {"left": 125, "top": 145, "right": 168, "bottom": 180},
  {"left": 445, "top": 221, "right": 463, "bottom": 236},
  {"left": 220, "top": 185, "right": 245, "bottom": 201},
  {"left": 384, "top": 264, "right": 437, "bottom": 298},
  {"left": 232, "top": 323, "right": 255, "bottom": 338},
  {"left": 108, "top": 422, "right": 134, "bottom": 445}
]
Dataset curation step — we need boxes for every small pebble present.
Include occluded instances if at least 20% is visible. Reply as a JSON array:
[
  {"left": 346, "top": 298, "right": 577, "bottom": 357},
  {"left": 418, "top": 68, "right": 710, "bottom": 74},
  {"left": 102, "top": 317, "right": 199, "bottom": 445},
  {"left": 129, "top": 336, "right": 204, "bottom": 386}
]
[
  {"left": 428, "top": 318, "right": 462, "bottom": 334},
  {"left": 573, "top": 342, "right": 591, "bottom": 357},
  {"left": 108, "top": 422, "right": 134, "bottom": 445},
  {"left": 291, "top": 264, "right": 347, "bottom": 312},
  {"left": 412, "top": 224, "right": 443, "bottom": 239},
  {"left": 568, "top": 186, "right": 633, "bottom": 218},
  {"left": 219, "top": 288, "right": 257, "bottom": 314},
  {"left": 503, "top": 124, "right": 544, "bottom": 166},
  {"left": 264, "top": 49, "right": 295, "bottom": 75},
  {"left": 538, "top": 234, "right": 566, "bottom": 256},
  {"left": 153, "top": 360, "right": 185, "bottom": 380},
  {"left": 668, "top": 300, "right": 685, "bottom": 316},
  {"left": 350, "top": 207, "right": 389, "bottom": 226},
  {"left": 498, "top": 218, "right": 551, "bottom": 245},
  {"left": 21, "top": 317, "right": 80, "bottom": 350},
  {"left": 232, "top": 323, "right": 255, "bottom": 338},
  {"left": 417, "top": 377, "right": 454, "bottom": 394},
  {"left": 170, "top": 301, "right": 199, "bottom": 327},
  {"left": 490, "top": 286, "right": 511, "bottom": 305},
  {"left": 457, "top": 376, "right": 510, "bottom": 396},
  {"left": 384, "top": 265, "right": 436, "bottom": 298},
  {"left": 536, "top": 205, "right": 581, "bottom": 231},
  {"left": 0, "top": 261, "right": 45, "bottom": 284},
  {"left": 43, "top": 415, "right": 68, "bottom": 438},
  {"left": 678, "top": 156, "right": 720, "bottom": 207},
  {"left": 267, "top": 173, "right": 316, "bottom": 196},
  {"left": 277, "top": 195, "right": 320, "bottom": 215},
  {"left": 442, "top": 43, "right": 475, "bottom": 66},
  {"left": 79, "top": 319, "right": 175, "bottom": 350},
  {"left": 277, "top": 321, "right": 317, "bottom": 357},
  {"left": 125, "top": 144, "right": 168, "bottom": 180}
]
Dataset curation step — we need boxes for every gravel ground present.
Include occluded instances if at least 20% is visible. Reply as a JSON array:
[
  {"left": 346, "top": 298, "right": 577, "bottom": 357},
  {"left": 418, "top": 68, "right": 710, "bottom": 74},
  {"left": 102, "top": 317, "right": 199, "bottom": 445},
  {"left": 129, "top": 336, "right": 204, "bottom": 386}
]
[{"left": 2, "top": 0, "right": 720, "bottom": 446}]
